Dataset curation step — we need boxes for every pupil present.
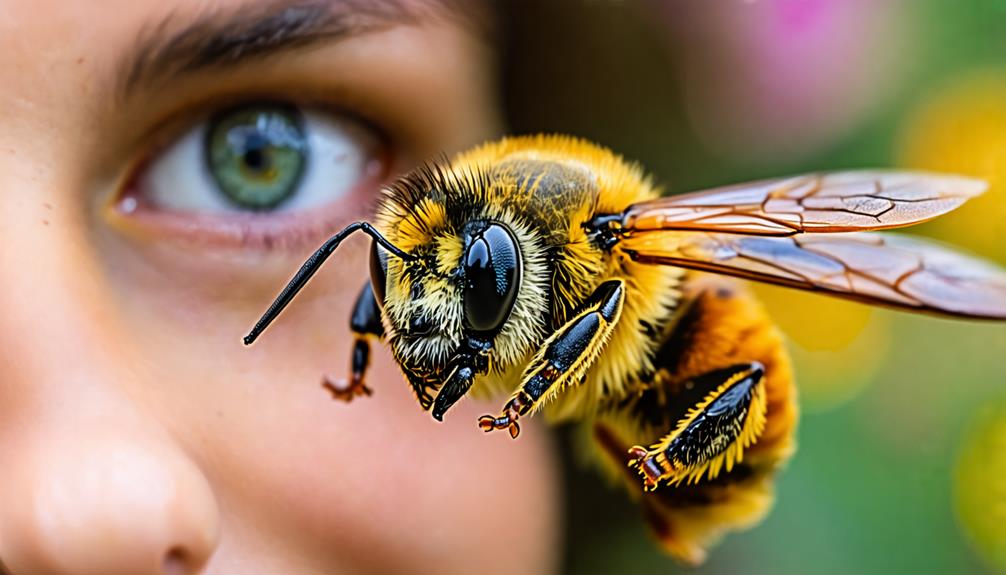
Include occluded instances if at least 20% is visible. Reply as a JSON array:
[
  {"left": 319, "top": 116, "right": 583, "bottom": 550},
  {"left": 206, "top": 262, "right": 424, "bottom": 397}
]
[{"left": 243, "top": 138, "right": 268, "bottom": 172}]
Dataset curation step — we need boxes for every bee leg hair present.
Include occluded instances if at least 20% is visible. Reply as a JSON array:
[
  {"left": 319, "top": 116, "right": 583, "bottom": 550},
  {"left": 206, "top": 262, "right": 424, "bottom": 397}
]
[
  {"left": 478, "top": 280, "right": 625, "bottom": 438},
  {"left": 627, "top": 363, "right": 766, "bottom": 491}
]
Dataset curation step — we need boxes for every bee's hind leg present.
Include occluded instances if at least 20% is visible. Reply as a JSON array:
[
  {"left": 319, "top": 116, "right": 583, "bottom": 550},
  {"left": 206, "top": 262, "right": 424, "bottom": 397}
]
[
  {"left": 323, "top": 282, "right": 384, "bottom": 402},
  {"left": 589, "top": 362, "right": 771, "bottom": 565},
  {"left": 626, "top": 363, "right": 767, "bottom": 491},
  {"left": 478, "top": 280, "right": 625, "bottom": 438}
]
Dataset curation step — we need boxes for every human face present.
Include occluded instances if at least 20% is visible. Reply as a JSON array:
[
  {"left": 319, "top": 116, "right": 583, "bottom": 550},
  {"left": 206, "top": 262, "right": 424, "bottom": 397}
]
[{"left": 0, "top": 1, "right": 559, "bottom": 574}]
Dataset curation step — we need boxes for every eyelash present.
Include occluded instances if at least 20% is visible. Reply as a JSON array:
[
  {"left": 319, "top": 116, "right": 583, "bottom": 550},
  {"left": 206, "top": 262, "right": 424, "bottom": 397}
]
[{"left": 109, "top": 96, "right": 392, "bottom": 251}]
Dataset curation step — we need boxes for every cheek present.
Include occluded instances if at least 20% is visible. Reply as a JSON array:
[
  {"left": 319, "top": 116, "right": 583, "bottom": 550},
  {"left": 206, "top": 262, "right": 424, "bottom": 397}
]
[
  {"left": 239, "top": 356, "right": 560, "bottom": 570},
  {"left": 205, "top": 344, "right": 562, "bottom": 573}
]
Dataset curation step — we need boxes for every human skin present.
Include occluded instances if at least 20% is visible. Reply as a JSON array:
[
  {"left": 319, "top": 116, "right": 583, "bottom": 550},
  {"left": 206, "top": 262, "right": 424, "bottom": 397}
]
[{"left": 0, "top": 1, "right": 560, "bottom": 574}]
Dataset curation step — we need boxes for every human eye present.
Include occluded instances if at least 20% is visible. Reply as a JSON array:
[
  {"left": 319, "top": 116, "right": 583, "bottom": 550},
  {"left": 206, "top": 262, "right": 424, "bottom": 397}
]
[{"left": 112, "top": 101, "right": 386, "bottom": 250}]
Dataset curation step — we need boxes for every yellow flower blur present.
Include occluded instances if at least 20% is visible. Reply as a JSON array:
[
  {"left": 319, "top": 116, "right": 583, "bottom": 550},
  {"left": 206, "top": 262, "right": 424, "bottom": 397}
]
[
  {"left": 898, "top": 70, "right": 1006, "bottom": 261},
  {"left": 751, "top": 284, "right": 889, "bottom": 412},
  {"left": 955, "top": 404, "right": 1006, "bottom": 572}
]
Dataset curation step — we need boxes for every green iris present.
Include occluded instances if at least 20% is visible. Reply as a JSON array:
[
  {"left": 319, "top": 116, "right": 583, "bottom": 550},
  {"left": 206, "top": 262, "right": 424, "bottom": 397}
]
[{"left": 205, "top": 104, "right": 308, "bottom": 210}]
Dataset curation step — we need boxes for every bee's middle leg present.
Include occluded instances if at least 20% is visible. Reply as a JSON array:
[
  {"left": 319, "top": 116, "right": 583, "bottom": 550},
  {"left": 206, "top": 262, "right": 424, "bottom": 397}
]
[
  {"left": 323, "top": 282, "right": 384, "bottom": 402},
  {"left": 478, "top": 280, "right": 625, "bottom": 438}
]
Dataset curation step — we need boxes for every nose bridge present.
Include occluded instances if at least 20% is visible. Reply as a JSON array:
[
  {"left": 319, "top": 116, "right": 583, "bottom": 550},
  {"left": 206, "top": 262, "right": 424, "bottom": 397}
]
[
  {"left": 0, "top": 188, "right": 220, "bottom": 574},
  {"left": 0, "top": 164, "right": 116, "bottom": 410},
  {"left": 0, "top": 175, "right": 137, "bottom": 420}
]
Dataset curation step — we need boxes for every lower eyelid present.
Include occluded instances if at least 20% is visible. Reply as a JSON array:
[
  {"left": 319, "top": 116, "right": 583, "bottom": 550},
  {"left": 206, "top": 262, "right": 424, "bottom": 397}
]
[{"left": 107, "top": 169, "right": 384, "bottom": 252}]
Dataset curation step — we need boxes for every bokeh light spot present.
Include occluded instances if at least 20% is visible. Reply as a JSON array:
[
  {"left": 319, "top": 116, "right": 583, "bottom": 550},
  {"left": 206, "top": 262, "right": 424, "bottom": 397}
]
[
  {"left": 954, "top": 403, "right": 1006, "bottom": 572},
  {"left": 898, "top": 70, "right": 1006, "bottom": 261},
  {"left": 752, "top": 284, "right": 889, "bottom": 411}
]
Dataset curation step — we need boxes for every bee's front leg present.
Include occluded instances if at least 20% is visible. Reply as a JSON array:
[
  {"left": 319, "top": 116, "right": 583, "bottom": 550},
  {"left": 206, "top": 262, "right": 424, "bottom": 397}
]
[
  {"left": 478, "top": 280, "right": 625, "bottom": 439},
  {"left": 627, "top": 362, "right": 767, "bottom": 491},
  {"left": 323, "top": 282, "right": 384, "bottom": 402},
  {"left": 431, "top": 365, "right": 475, "bottom": 421}
]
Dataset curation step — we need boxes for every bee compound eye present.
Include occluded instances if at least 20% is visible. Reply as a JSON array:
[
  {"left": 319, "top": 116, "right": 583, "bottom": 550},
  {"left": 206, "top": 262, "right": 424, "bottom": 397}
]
[
  {"left": 463, "top": 223, "right": 522, "bottom": 334},
  {"left": 369, "top": 240, "right": 389, "bottom": 307}
]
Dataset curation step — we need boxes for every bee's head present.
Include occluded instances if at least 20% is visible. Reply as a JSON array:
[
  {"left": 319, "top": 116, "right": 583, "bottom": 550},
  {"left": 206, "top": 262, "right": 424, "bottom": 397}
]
[
  {"left": 376, "top": 221, "right": 511, "bottom": 346},
  {"left": 243, "top": 157, "right": 553, "bottom": 417},
  {"left": 373, "top": 209, "right": 550, "bottom": 407}
]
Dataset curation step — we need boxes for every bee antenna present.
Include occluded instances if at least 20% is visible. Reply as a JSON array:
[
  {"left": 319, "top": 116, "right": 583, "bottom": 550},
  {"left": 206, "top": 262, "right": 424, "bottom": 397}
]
[{"left": 243, "top": 222, "right": 411, "bottom": 346}]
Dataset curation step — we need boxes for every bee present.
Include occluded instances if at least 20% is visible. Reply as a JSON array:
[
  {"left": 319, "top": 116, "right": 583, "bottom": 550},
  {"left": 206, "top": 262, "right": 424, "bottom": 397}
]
[{"left": 243, "top": 135, "right": 1006, "bottom": 565}]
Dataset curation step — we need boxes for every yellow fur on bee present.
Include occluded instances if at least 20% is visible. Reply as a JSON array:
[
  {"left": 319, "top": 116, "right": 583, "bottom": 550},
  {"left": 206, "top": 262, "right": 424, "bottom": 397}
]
[
  {"left": 433, "top": 234, "right": 464, "bottom": 277},
  {"left": 580, "top": 276, "right": 798, "bottom": 566},
  {"left": 450, "top": 134, "right": 663, "bottom": 212},
  {"left": 388, "top": 197, "right": 447, "bottom": 252},
  {"left": 651, "top": 474, "right": 775, "bottom": 566}
]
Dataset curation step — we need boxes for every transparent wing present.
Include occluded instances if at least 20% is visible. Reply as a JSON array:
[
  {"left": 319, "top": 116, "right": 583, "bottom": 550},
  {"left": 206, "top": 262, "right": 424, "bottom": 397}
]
[
  {"left": 622, "top": 171, "right": 987, "bottom": 236},
  {"left": 621, "top": 231, "right": 1006, "bottom": 319}
]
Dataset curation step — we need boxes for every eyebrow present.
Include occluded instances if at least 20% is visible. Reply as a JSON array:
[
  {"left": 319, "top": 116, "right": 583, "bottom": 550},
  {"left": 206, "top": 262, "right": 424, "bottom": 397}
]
[{"left": 119, "top": 0, "right": 485, "bottom": 100}]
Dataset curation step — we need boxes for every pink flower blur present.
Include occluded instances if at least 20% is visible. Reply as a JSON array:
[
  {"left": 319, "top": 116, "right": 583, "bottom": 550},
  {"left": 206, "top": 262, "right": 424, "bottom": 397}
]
[{"left": 658, "top": 0, "right": 910, "bottom": 164}]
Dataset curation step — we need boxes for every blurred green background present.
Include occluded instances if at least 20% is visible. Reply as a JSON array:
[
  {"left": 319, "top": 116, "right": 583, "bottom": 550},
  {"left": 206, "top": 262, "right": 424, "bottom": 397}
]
[{"left": 499, "top": 1, "right": 1006, "bottom": 573}]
